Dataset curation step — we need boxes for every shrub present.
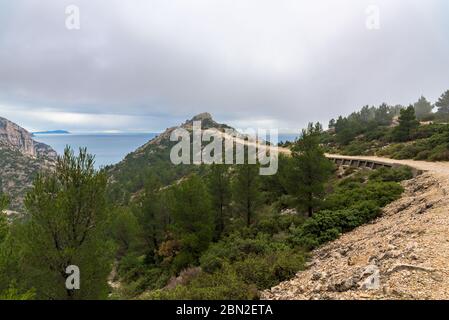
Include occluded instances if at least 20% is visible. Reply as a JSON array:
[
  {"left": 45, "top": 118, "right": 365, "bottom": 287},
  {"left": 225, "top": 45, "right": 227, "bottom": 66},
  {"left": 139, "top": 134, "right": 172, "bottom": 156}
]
[
  {"left": 293, "top": 200, "right": 381, "bottom": 249},
  {"left": 414, "top": 150, "right": 432, "bottom": 160},
  {"left": 142, "top": 264, "right": 258, "bottom": 300},
  {"left": 369, "top": 166, "right": 413, "bottom": 182},
  {"left": 342, "top": 141, "right": 373, "bottom": 156},
  {"left": 324, "top": 181, "right": 403, "bottom": 210},
  {"left": 250, "top": 214, "right": 304, "bottom": 236},
  {"left": 234, "top": 250, "right": 305, "bottom": 289},
  {"left": 429, "top": 144, "right": 449, "bottom": 161},
  {"left": 199, "top": 233, "right": 291, "bottom": 273},
  {"left": 0, "top": 285, "right": 35, "bottom": 300},
  {"left": 118, "top": 253, "right": 147, "bottom": 282},
  {"left": 296, "top": 176, "right": 404, "bottom": 250}
]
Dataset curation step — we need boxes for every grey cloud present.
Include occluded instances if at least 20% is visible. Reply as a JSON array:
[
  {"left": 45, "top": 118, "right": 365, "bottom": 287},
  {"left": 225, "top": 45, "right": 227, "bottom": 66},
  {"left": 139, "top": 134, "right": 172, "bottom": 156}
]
[{"left": 0, "top": 0, "right": 448, "bottom": 132}]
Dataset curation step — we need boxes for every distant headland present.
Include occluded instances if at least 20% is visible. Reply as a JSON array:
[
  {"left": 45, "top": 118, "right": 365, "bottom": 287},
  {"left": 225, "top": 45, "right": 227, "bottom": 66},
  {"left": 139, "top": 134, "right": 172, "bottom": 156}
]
[{"left": 32, "top": 130, "right": 70, "bottom": 136}]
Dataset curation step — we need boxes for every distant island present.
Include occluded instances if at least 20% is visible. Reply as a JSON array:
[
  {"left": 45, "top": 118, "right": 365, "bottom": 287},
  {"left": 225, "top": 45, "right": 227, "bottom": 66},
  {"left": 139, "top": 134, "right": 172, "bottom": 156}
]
[{"left": 32, "top": 130, "right": 70, "bottom": 135}]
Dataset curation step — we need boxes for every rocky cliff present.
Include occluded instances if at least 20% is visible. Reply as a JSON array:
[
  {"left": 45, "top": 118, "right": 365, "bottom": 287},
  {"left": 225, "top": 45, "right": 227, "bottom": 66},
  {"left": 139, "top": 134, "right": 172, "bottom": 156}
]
[
  {"left": 0, "top": 116, "right": 57, "bottom": 210},
  {"left": 0, "top": 116, "right": 56, "bottom": 159}
]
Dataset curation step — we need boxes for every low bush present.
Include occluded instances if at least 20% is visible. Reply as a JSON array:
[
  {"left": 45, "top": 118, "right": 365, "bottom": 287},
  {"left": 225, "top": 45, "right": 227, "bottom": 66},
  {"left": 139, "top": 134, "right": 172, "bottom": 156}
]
[
  {"left": 234, "top": 250, "right": 305, "bottom": 289},
  {"left": 142, "top": 264, "right": 259, "bottom": 300},
  {"left": 292, "top": 200, "right": 380, "bottom": 249},
  {"left": 324, "top": 181, "right": 403, "bottom": 210},
  {"left": 369, "top": 166, "right": 413, "bottom": 182},
  {"left": 199, "top": 233, "right": 291, "bottom": 273}
]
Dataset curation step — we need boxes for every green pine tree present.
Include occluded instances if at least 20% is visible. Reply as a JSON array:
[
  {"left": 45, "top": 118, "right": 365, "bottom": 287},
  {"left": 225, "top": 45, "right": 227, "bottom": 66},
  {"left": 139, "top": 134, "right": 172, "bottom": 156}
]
[
  {"left": 170, "top": 175, "right": 214, "bottom": 270},
  {"left": 414, "top": 96, "right": 433, "bottom": 120},
  {"left": 436, "top": 90, "right": 449, "bottom": 114},
  {"left": 393, "top": 105, "right": 419, "bottom": 142},
  {"left": 284, "top": 123, "right": 334, "bottom": 217},
  {"left": 207, "top": 164, "right": 231, "bottom": 238},
  {"left": 19, "top": 147, "right": 114, "bottom": 300},
  {"left": 232, "top": 163, "right": 261, "bottom": 228},
  {"left": 136, "top": 173, "right": 165, "bottom": 262}
]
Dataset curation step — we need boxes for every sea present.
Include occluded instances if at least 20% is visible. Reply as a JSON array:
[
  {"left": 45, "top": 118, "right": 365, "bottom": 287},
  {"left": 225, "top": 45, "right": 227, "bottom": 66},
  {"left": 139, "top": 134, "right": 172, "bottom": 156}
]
[{"left": 34, "top": 133, "right": 299, "bottom": 169}]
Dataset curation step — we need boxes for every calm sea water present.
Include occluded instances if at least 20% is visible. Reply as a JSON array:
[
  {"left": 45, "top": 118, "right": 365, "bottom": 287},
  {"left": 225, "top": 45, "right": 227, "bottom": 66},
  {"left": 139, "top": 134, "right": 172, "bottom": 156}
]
[
  {"left": 34, "top": 133, "right": 158, "bottom": 168},
  {"left": 34, "top": 133, "right": 299, "bottom": 168}
]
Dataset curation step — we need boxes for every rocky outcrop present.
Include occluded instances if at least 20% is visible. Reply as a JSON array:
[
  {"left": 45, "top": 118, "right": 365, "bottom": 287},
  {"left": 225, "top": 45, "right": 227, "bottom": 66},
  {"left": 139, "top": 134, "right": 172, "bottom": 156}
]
[
  {"left": 262, "top": 171, "right": 449, "bottom": 300},
  {"left": 0, "top": 116, "right": 57, "bottom": 210},
  {"left": 134, "top": 112, "right": 233, "bottom": 151},
  {"left": 0, "top": 116, "right": 56, "bottom": 159}
]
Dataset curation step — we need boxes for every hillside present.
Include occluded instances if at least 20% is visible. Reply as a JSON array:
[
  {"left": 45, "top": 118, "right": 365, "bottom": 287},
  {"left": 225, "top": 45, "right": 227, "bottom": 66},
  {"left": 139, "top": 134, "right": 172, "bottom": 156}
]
[
  {"left": 263, "top": 155, "right": 449, "bottom": 299},
  {"left": 262, "top": 94, "right": 449, "bottom": 300},
  {"left": 106, "top": 113, "right": 233, "bottom": 202},
  {"left": 0, "top": 116, "right": 56, "bottom": 210},
  {"left": 322, "top": 92, "right": 449, "bottom": 162}
]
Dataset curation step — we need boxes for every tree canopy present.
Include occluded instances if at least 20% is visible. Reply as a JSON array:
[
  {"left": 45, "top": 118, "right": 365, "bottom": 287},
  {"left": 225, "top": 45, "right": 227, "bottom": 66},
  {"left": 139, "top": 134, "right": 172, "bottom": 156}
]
[
  {"left": 19, "top": 147, "right": 114, "bottom": 299},
  {"left": 436, "top": 90, "right": 449, "bottom": 114},
  {"left": 284, "top": 123, "right": 334, "bottom": 217}
]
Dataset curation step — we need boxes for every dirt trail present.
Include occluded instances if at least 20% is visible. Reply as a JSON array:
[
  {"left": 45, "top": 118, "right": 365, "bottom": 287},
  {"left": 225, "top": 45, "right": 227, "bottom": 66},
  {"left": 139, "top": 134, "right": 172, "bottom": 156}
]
[
  {"left": 325, "top": 153, "right": 449, "bottom": 182},
  {"left": 262, "top": 155, "right": 449, "bottom": 300}
]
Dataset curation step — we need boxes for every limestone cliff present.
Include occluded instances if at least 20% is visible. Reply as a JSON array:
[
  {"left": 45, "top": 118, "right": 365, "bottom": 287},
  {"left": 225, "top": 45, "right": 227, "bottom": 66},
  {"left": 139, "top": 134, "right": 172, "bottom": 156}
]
[
  {"left": 0, "top": 116, "right": 57, "bottom": 210},
  {"left": 0, "top": 116, "right": 56, "bottom": 159}
]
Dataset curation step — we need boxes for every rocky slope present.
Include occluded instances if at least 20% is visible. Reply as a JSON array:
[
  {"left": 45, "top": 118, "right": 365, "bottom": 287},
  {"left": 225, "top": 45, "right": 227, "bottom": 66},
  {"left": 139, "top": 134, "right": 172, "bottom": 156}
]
[
  {"left": 262, "top": 157, "right": 449, "bottom": 300},
  {"left": 0, "top": 116, "right": 57, "bottom": 210}
]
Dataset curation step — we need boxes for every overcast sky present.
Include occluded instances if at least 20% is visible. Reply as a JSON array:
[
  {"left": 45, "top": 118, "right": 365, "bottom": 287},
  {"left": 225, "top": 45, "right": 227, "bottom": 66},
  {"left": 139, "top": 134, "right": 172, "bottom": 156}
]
[{"left": 0, "top": 0, "right": 448, "bottom": 133}]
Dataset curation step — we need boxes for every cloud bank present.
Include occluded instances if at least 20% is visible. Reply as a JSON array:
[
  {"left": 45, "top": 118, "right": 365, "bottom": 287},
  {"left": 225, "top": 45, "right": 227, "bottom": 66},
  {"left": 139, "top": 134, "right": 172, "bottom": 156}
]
[{"left": 0, "top": 0, "right": 448, "bottom": 132}]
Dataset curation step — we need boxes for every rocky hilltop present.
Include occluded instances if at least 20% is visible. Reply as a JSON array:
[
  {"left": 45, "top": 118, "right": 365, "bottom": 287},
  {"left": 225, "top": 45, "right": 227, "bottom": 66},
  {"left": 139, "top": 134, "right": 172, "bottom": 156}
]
[
  {"left": 136, "top": 112, "right": 232, "bottom": 151},
  {"left": 0, "top": 116, "right": 57, "bottom": 210},
  {"left": 106, "top": 113, "right": 235, "bottom": 202},
  {"left": 263, "top": 157, "right": 449, "bottom": 300}
]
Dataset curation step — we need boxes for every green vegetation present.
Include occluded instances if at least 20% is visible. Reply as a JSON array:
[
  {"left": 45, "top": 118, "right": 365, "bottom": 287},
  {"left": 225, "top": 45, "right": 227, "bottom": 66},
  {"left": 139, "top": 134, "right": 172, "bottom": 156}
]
[
  {"left": 284, "top": 123, "right": 334, "bottom": 216},
  {"left": 414, "top": 96, "right": 433, "bottom": 120},
  {"left": 0, "top": 104, "right": 427, "bottom": 300},
  {"left": 232, "top": 163, "right": 261, "bottom": 227},
  {"left": 107, "top": 124, "right": 410, "bottom": 300},
  {"left": 0, "top": 148, "right": 114, "bottom": 300},
  {"left": 169, "top": 175, "right": 215, "bottom": 272},
  {"left": 292, "top": 169, "right": 404, "bottom": 249},
  {"left": 436, "top": 90, "right": 449, "bottom": 115},
  {"left": 325, "top": 89, "right": 449, "bottom": 162},
  {"left": 392, "top": 106, "right": 419, "bottom": 142},
  {"left": 207, "top": 164, "right": 231, "bottom": 239}
]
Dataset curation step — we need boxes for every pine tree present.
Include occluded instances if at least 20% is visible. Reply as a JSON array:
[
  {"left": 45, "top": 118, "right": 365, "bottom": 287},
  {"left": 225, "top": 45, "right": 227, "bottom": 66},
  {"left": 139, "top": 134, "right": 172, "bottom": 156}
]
[
  {"left": 393, "top": 105, "right": 419, "bottom": 142},
  {"left": 284, "top": 123, "right": 334, "bottom": 217},
  {"left": 414, "top": 96, "right": 433, "bottom": 120},
  {"left": 436, "top": 90, "right": 449, "bottom": 114},
  {"left": 207, "top": 164, "right": 231, "bottom": 238},
  {"left": 170, "top": 175, "right": 214, "bottom": 269},
  {"left": 375, "top": 103, "right": 394, "bottom": 125},
  {"left": 19, "top": 147, "right": 114, "bottom": 300},
  {"left": 137, "top": 173, "right": 164, "bottom": 261},
  {"left": 232, "top": 163, "right": 261, "bottom": 228}
]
